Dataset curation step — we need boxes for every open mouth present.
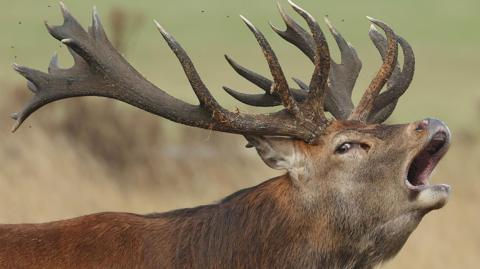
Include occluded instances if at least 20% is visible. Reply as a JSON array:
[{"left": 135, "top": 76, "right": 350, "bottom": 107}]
[{"left": 406, "top": 131, "right": 449, "bottom": 189}]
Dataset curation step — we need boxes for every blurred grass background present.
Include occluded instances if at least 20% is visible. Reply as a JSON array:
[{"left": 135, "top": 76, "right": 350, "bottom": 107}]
[{"left": 0, "top": 0, "right": 478, "bottom": 268}]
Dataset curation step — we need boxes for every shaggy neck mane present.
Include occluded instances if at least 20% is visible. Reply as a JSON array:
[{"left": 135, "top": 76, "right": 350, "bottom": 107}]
[
  {"left": 140, "top": 175, "right": 381, "bottom": 268},
  {"left": 147, "top": 175, "right": 296, "bottom": 219}
]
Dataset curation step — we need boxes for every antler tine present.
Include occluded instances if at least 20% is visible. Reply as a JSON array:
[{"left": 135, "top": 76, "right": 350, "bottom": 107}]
[
  {"left": 349, "top": 17, "right": 398, "bottom": 122},
  {"left": 224, "top": 54, "right": 310, "bottom": 107},
  {"left": 323, "top": 17, "right": 361, "bottom": 119},
  {"left": 223, "top": 86, "right": 282, "bottom": 106},
  {"left": 292, "top": 77, "right": 309, "bottom": 91},
  {"left": 12, "top": 3, "right": 320, "bottom": 142},
  {"left": 10, "top": 64, "right": 49, "bottom": 132},
  {"left": 224, "top": 55, "right": 272, "bottom": 93},
  {"left": 89, "top": 6, "right": 108, "bottom": 42},
  {"left": 154, "top": 21, "right": 223, "bottom": 114},
  {"left": 367, "top": 25, "right": 402, "bottom": 87},
  {"left": 45, "top": 2, "right": 97, "bottom": 65},
  {"left": 48, "top": 52, "right": 60, "bottom": 73},
  {"left": 223, "top": 4, "right": 361, "bottom": 121},
  {"left": 376, "top": 36, "right": 414, "bottom": 105},
  {"left": 289, "top": 0, "right": 329, "bottom": 123},
  {"left": 271, "top": 2, "right": 363, "bottom": 121},
  {"left": 270, "top": 2, "right": 315, "bottom": 62},
  {"left": 224, "top": 53, "right": 309, "bottom": 106},
  {"left": 324, "top": 18, "right": 361, "bottom": 68},
  {"left": 222, "top": 86, "right": 306, "bottom": 107},
  {"left": 368, "top": 101, "right": 398, "bottom": 124},
  {"left": 239, "top": 15, "right": 303, "bottom": 118},
  {"left": 368, "top": 34, "right": 415, "bottom": 123}
]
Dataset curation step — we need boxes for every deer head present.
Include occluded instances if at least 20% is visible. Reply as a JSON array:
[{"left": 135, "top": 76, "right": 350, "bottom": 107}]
[{"left": 10, "top": 1, "right": 451, "bottom": 265}]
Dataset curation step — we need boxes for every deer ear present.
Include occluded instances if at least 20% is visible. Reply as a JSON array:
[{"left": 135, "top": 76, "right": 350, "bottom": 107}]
[{"left": 245, "top": 135, "right": 305, "bottom": 173}]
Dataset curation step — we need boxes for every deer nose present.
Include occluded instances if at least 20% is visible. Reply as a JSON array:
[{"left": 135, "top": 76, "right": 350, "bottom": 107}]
[
  {"left": 415, "top": 119, "right": 429, "bottom": 131},
  {"left": 416, "top": 118, "right": 451, "bottom": 140}
]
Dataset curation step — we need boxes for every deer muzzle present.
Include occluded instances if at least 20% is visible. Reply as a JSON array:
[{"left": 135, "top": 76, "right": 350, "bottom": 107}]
[{"left": 406, "top": 118, "right": 451, "bottom": 211}]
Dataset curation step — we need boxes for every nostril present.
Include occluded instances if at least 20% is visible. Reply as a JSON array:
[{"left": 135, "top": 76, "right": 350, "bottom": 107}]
[{"left": 415, "top": 119, "right": 429, "bottom": 132}]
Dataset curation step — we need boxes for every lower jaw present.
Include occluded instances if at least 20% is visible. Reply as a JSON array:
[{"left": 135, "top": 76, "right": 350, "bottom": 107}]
[
  {"left": 410, "top": 183, "right": 451, "bottom": 212},
  {"left": 405, "top": 179, "right": 429, "bottom": 190}
]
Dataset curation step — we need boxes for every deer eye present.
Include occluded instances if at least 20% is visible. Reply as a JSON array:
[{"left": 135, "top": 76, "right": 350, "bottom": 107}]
[{"left": 335, "top": 142, "right": 353, "bottom": 154}]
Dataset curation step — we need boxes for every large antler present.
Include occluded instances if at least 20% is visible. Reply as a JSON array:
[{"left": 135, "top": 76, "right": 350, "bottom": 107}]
[
  {"left": 11, "top": 2, "right": 334, "bottom": 143},
  {"left": 223, "top": 1, "right": 414, "bottom": 123},
  {"left": 12, "top": 1, "right": 415, "bottom": 143}
]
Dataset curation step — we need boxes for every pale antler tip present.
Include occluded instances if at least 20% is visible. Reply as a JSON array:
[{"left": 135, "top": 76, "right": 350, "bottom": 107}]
[
  {"left": 10, "top": 112, "right": 19, "bottom": 121},
  {"left": 12, "top": 63, "right": 20, "bottom": 70},
  {"left": 224, "top": 54, "right": 233, "bottom": 62},
  {"left": 366, "top": 16, "right": 385, "bottom": 27},
  {"left": 324, "top": 17, "right": 338, "bottom": 34},
  {"left": 61, "top": 38, "right": 74, "bottom": 44},
  {"left": 92, "top": 6, "right": 104, "bottom": 32},
  {"left": 10, "top": 118, "right": 21, "bottom": 133},
  {"left": 275, "top": 1, "right": 283, "bottom": 10},
  {"left": 153, "top": 20, "right": 169, "bottom": 37},
  {"left": 268, "top": 21, "right": 281, "bottom": 32},
  {"left": 288, "top": 0, "right": 307, "bottom": 15},
  {"left": 11, "top": 125, "right": 19, "bottom": 133},
  {"left": 275, "top": 1, "right": 291, "bottom": 22},
  {"left": 239, "top": 15, "right": 255, "bottom": 31},
  {"left": 44, "top": 20, "right": 55, "bottom": 35},
  {"left": 239, "top": 15, "right": 248, "bottom": 23},
  {"left": 92, "top": 6, "right": 100, "bottom": 20},
  {"left": 12, "top": 63, "right": 24, "bottom": 74},
  {"left": 287, "top": 0, "right": 299, "bottom": 9},
  {"left": 323, "top": 16, "right": 332, "bottom": 26},
  {"left": 51, "top": 51, "right": 59, "bottom": 61},
  {"left": 369, "top": 23, "right": 378, "bottom": 33},
  {"left": 49, "top": 52, "right": 59, "bottom": 70},
  {"left": 275, "top": 1, "right": 288, "bottom": 16},
  {"left": 59, "top": 1, "right": 70, "bottom": 16},
  {"left": 289, "top": 0, "right": 317, "bottom": 25}
]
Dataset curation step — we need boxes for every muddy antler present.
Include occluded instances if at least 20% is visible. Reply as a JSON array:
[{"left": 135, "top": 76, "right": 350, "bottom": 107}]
[
  {"left": 367, "top": 27, "right": 415, "bottom": 123},
  {"left": 347, "top": 18, "right": 398, "bottom": 121},
  {"left": 11, "top": 2, "right": 337, "bottom": 143},
  {"left": 12, "top": 1, "right": 415, "bottom": 143},
  {"left": 224, "top": 1, "right": 333, "bottom": 128},
  {"left": 223, "top": 1, "right": 414, "bottom": 123}
]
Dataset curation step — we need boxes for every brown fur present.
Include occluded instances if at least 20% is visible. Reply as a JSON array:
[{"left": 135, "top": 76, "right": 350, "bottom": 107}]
[{"left": 0, "top": 120, "right": 449, "bottom": 269}]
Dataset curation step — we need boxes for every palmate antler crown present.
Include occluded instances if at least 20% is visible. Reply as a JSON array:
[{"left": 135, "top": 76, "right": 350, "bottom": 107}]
[{"left": 12, "top": 1, "right": 414, "bottom": 143}]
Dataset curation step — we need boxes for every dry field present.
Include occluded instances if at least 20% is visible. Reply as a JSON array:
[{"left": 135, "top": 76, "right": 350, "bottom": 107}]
[
  {"left": 0, "top": 88, "right": 478, "bottom": 268},
  {"left": 0, "top": 0, "right": 479, "bottom": 268}
]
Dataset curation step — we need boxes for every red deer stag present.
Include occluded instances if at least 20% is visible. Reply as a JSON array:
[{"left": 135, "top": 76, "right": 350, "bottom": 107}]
[{"left": 1, "top": 1, "right": 451, "bottom": 268}]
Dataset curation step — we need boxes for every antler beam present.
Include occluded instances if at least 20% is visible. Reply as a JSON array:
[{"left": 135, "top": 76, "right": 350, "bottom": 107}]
[
  {"left": 12, "top": 1, "right": 415, "bottom": 143},
  {"left": 11, "top": 2, "right": 321, "bottom": 142}
]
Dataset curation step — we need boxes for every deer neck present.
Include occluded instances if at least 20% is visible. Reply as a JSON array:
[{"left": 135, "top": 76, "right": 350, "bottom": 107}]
[
  {"left": 151, "top": 174, "right": 397, "bottom": 268},
  {"left": 218, "top": 174, "right": 415, "bottom": 268}
]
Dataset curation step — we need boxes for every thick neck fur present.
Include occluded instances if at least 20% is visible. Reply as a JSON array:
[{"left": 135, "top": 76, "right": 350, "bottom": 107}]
[
  {"left": 142, "top": 174, "right": 415, "bottom": 269},
  {"left": 0, "top": 174, "right": 417, "bottom": 269}
]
